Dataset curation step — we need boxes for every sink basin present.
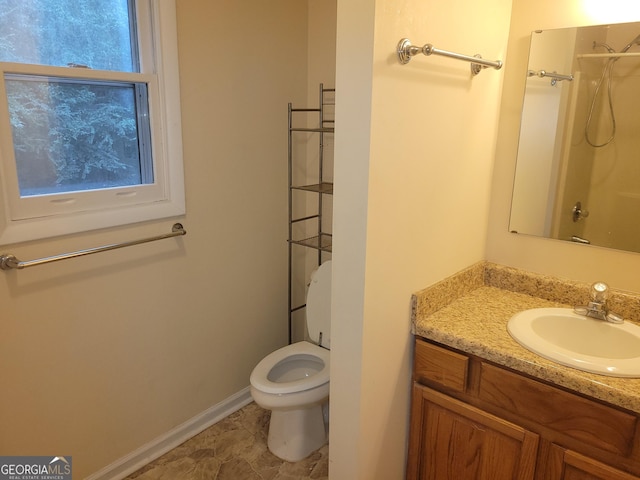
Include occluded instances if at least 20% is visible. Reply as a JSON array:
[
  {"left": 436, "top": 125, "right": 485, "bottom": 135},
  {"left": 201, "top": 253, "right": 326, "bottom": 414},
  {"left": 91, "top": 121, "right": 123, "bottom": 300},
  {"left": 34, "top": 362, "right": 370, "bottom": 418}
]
[{"left": 507, "top": 308, "right": 640, "bottom": 377}]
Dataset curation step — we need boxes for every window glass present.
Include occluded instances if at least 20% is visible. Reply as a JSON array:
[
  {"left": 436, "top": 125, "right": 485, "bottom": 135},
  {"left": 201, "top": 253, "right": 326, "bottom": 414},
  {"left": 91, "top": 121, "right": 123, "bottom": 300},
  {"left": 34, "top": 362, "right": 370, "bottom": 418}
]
[
  {"left": 0, "top": 0, "right": 137, "bottom": 72},
  {"left": 0, "top": 1, "right": 185, "bottom": 244},
  {"left": 5, "top": 76, "right": 152, "bottom": 196},
  {"left": 0, "top": 0, "right": 152, "bottom": 199}
]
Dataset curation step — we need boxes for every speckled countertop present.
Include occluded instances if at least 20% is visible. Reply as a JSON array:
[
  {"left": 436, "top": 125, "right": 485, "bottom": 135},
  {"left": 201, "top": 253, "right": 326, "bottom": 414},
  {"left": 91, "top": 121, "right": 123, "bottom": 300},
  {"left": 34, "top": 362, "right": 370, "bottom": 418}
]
[{"left": 411, "top": 262, "right": 640, "bottom": 413}]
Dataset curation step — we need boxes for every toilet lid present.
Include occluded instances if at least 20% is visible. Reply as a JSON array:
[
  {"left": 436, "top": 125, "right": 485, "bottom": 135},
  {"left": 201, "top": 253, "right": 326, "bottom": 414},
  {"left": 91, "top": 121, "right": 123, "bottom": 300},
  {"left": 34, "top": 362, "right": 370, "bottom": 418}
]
[{"left": 307, "top": 260, "right": 332, "bottom": 348}]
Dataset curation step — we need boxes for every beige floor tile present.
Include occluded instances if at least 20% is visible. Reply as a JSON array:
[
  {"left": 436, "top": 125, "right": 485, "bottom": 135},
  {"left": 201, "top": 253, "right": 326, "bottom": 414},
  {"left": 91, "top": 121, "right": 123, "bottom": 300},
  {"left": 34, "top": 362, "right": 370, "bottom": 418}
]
[{"left": 125, "top": 403, "right": 328, "bottom": 480}]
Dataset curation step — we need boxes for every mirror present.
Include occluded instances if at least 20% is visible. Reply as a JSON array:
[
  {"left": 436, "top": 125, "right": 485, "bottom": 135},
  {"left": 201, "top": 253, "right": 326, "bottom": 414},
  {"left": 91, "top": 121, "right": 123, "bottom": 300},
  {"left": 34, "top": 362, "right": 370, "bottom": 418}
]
[{"left": 509, "top": 21, "right": 640, "bottom": 253}]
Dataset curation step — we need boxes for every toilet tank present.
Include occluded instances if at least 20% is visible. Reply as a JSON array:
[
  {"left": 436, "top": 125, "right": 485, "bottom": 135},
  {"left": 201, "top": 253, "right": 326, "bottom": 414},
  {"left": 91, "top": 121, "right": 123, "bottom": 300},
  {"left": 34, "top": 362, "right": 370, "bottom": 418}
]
[{"left": 306, "top": 260, "right": 332, "bottom": 349}]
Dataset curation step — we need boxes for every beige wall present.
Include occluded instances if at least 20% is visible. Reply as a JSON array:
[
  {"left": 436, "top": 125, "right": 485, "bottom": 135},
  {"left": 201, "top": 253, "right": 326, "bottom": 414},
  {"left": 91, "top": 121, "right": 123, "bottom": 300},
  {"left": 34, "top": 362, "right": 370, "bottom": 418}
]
[
  {"left": 330, "top": 0, "right": 512, "bottom": 477},
  {"left": 0, "top": 1, "right": 308, "bottom": 477},
  {"left": 486, "top": 1, "right": 640, "bottom": 291},
  {"left": 308, "top": 0, "right": 337, "bottom": 96}
]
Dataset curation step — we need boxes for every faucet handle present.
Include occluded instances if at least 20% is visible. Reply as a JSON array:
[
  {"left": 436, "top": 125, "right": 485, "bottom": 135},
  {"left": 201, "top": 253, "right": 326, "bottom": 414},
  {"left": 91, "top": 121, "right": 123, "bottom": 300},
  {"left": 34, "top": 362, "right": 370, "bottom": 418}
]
[
  {"left": 606, "top": 312, "right": 624, "bottom": 324},
  {"left": 590, "top": 282, "right": 609, "bottom": 303}
]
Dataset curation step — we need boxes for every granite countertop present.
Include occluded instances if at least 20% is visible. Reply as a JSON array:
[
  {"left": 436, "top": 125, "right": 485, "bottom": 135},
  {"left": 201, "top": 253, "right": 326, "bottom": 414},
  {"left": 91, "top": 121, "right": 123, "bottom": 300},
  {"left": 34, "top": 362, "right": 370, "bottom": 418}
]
[{"left": 411, "top": 262, "right": 640, "bottom": 414}]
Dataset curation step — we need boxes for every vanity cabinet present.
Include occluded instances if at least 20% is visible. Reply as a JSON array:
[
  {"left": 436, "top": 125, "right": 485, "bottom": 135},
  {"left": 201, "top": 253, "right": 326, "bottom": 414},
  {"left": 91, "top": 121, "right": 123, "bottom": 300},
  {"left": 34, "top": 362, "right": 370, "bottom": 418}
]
[
  {"left": 547, "top": 447, "right": 640, "bottom": 480},
  {"left": 409, "top": 384, "right": 538, "bottom": 479},
  {"left": 407, "top": 338, "right": 640, "bottom": 480}
]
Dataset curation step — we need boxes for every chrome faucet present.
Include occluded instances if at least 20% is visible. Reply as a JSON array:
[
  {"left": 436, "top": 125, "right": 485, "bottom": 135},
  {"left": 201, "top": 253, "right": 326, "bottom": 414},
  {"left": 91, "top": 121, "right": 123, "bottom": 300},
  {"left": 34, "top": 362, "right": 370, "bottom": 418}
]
[{"left": 574, "top": 282, "right": 624, "bottom": 324}]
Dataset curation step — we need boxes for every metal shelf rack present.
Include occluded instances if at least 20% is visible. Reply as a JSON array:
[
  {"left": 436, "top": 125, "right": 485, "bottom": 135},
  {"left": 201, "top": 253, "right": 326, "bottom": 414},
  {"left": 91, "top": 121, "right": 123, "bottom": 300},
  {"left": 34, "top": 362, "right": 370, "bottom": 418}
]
[{"left": 287, "top": 84, "right": 334, "bottom": 343}]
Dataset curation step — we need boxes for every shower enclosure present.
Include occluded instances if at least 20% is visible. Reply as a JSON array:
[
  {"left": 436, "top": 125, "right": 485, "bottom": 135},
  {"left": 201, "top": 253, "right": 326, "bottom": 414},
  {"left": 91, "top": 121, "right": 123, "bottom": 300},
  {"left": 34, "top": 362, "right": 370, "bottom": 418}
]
[
  {"left": 554, "top": 26, "right": 640, "bottom": 251},
  {"left": 510, "top": 21, "right": 640, "bottom": 253}
]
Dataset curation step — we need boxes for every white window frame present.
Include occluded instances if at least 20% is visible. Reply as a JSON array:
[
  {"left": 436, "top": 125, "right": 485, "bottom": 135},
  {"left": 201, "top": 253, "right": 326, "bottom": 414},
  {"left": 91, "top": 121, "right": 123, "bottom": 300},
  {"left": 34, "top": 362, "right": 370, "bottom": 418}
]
[{"left": 0, "top": 0, "right": 185, "bottom": 245}]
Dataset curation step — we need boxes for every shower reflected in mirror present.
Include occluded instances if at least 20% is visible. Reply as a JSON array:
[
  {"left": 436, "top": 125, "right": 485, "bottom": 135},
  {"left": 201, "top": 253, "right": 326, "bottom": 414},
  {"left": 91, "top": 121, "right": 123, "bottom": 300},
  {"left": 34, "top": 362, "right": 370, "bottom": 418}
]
[{"left": 509, "top": 21, "right": 640, "bottom": 253}]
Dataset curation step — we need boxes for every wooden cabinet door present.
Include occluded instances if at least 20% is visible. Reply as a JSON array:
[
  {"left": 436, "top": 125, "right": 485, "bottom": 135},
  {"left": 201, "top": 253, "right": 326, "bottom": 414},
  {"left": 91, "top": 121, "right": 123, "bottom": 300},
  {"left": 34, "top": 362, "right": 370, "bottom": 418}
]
[
  {"left": 407, "top": 384, "right": 539, "bottom": 480},
  {"left": 545, "top": 446, "right": 640, "bottom": 480}
]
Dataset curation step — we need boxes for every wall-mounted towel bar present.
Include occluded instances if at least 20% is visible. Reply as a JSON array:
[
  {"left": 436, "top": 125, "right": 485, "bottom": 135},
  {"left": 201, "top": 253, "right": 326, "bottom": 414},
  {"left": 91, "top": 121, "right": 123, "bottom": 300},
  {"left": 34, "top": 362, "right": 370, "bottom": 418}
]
[
  {"left": 527, "top": 69, "right": 573, "bottom": 85},
  {"left": 0, "top": 223, "right": 186, "bottom": 270},
  {"left": 396, "top": 38, "right": 503, "bottom": 75}
]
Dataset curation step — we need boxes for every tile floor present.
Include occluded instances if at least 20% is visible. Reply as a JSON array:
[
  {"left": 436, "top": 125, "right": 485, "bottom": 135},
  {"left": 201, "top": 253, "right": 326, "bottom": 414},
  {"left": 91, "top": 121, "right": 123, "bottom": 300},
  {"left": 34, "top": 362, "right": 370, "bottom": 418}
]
[{"left": 124, "top": 402, "right": 329, "bottom": 480}]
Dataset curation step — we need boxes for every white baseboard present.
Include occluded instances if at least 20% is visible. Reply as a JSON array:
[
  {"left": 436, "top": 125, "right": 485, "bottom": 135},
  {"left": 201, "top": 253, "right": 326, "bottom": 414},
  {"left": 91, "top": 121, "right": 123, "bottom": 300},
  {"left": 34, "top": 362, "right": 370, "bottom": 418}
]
[{"left": 86, "top": 386, "right": 253, "bottom": 480}]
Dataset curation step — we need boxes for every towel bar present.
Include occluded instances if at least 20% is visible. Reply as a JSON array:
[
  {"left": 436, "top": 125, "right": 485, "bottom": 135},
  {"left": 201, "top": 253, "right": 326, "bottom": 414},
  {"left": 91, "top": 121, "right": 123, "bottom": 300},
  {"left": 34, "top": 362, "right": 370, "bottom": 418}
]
[
  {"left": 397, "top": 38, "right": 503, "bottom": 75},
  {"left": 0, "top": 223, "right": 186, "bottom": 270}
]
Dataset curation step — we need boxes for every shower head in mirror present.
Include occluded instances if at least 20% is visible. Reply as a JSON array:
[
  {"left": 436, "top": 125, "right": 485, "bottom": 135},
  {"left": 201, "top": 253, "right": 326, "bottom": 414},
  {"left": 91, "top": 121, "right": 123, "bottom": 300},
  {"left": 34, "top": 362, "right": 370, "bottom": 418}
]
[
  {"left": 593, "top": 41, "right": 615, "bottom": 53},
  {"left": 621, "top": 33, "right": 640, "bottom": 53}
]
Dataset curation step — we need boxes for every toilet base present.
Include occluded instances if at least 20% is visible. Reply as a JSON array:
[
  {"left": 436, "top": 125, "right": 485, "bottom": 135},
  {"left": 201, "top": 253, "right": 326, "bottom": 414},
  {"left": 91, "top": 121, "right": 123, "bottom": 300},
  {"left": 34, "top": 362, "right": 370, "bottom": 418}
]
[{"left": 267, "top": 403, "right": 328, "bottom": 462}]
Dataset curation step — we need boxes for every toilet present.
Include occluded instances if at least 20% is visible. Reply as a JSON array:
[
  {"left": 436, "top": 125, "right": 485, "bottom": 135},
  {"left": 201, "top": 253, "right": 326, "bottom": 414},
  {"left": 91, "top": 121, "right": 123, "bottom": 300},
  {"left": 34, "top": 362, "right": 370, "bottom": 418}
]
[{"left": 250, "top": 260, "right": 332, "bottom": 462}]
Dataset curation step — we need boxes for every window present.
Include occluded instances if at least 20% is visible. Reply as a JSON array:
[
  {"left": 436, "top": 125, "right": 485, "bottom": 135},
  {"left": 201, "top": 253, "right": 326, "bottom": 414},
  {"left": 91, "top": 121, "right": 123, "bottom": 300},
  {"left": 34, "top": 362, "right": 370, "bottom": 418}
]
[{"left": 0, "top": 0, "right": 185, "bottom": 244}]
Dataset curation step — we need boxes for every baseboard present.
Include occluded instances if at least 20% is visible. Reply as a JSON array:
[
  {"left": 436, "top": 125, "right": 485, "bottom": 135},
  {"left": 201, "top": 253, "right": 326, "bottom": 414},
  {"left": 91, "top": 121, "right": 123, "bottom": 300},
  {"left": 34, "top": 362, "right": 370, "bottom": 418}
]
[{"left": 86, "top": 386, "right": 253, "bottom": 480}]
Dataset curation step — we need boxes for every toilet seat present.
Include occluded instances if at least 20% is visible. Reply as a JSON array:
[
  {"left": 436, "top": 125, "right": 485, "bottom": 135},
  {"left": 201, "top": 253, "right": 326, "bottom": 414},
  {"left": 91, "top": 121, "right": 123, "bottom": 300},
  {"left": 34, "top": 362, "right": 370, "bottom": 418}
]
[{"left": 250, "top": 341, "right": 329, "bottom": 395}]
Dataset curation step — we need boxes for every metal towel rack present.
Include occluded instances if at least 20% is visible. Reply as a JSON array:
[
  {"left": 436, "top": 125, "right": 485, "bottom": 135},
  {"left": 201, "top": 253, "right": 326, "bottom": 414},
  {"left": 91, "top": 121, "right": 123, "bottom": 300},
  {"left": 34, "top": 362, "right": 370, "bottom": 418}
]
[
  {"left": 0, "top": 223, "right": 186, "bottom": 270},
  {"left": 397, "top": 38, "right": 503, "bottom": 75},
  {"left": 527, "top": 69, "right": 573, "bottom": 86}
]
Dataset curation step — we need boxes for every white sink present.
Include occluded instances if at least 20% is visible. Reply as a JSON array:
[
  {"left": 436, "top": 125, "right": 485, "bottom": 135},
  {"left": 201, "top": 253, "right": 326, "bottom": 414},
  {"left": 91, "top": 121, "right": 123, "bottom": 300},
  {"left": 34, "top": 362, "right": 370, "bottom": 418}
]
[{"left": 507, "top": 308, "right": 640, "bottom": 377}]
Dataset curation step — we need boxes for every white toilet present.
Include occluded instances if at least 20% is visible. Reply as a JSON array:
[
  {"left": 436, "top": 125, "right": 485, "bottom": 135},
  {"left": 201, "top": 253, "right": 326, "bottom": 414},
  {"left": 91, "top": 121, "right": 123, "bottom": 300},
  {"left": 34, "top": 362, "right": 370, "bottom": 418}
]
[{"left": 250, "top": 260, "right": 332, "bottom": 462}]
